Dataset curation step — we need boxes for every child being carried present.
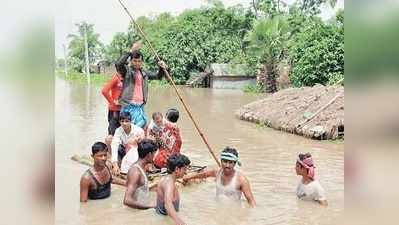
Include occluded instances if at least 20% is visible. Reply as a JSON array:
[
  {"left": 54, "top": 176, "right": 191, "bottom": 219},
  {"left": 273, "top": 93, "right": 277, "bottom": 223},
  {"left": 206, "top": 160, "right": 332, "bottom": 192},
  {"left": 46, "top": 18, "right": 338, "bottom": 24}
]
[{"left": 148, "top": 109, "right": 182, "bottom": 169}]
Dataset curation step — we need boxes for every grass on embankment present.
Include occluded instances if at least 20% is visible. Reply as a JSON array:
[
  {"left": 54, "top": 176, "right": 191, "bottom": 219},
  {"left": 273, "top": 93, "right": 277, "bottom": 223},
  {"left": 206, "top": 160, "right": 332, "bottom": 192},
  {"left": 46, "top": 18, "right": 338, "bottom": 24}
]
[
  {"left": 56, "top": 70, "right": 170, "bottom": 88},
  {"left": 56, "top": 70, "right": 110, "bottom": 86},
  {"left": 242, "top": 84, "right": 263, "bottom": 94}
]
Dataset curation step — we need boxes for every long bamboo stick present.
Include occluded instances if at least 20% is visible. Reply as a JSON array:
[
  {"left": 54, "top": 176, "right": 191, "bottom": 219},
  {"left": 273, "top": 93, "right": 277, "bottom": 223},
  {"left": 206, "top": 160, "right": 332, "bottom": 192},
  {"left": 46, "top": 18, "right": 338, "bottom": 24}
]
[{"left": 117, "top": 0, "right": 220, "bottom": 167}]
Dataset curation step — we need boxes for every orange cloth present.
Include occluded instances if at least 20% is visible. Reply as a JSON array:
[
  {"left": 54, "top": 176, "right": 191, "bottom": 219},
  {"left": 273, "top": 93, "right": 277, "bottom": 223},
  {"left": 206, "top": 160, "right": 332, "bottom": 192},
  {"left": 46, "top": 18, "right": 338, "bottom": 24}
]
[
  {"left": 153, "top": 149, "right": 169, "bottom": 169},
  {"left": 101, "top": 73, "right": 123, "bottom": 111}
]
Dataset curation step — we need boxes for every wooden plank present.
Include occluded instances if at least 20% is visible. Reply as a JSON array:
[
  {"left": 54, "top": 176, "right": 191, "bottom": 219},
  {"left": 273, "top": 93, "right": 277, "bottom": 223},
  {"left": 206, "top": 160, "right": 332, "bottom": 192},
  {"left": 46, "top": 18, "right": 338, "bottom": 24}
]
[{"left": 71, "top": 154, "right": 207, "bottom": 190}]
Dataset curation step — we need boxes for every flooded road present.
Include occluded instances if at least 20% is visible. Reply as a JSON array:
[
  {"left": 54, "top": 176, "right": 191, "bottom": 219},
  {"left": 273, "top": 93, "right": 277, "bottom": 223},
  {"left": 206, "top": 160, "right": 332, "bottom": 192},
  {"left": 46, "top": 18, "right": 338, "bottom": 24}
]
[{"left": 55, "top": 77, "right": 344, "bottom": 225}]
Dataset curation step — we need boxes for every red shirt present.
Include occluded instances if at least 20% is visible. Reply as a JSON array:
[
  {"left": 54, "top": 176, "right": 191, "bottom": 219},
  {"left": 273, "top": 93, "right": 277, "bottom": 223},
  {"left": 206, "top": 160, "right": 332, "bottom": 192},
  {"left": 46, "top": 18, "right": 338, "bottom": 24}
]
[{"left": 101, "top": 73, "right": 123, "bottom": 111}]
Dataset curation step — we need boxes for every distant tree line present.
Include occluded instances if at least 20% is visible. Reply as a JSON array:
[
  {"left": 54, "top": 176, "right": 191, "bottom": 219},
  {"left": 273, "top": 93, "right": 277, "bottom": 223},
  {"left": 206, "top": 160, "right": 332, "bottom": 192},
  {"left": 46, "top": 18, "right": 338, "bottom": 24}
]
[{"left": 64, "top": 0, "right": 343, "bottom": 91}]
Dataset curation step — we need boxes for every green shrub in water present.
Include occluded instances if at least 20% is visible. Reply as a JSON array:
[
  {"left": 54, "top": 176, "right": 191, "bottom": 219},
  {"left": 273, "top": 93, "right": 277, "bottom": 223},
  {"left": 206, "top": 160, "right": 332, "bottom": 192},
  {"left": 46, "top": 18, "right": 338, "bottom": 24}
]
[{"left": 242, "top": 84, "right": 263, "bottom": 93}]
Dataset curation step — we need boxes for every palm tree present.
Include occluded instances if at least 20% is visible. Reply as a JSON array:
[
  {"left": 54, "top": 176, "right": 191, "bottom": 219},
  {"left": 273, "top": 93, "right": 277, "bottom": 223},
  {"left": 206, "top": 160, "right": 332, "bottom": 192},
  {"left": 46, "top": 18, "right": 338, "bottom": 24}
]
[
  {"left": 67, "top": 22, "right": 103, "bottom": 72},
  {"left": 246, "top": 16, "right": 289, "bottom": 93}
]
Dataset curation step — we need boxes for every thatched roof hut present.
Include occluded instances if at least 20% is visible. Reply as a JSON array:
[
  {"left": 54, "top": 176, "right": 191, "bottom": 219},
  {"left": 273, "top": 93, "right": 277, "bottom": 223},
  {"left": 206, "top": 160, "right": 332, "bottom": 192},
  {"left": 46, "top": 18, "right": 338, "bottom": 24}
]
[{"left": 236, "top": 84, "right": 344, "bottom": 140}]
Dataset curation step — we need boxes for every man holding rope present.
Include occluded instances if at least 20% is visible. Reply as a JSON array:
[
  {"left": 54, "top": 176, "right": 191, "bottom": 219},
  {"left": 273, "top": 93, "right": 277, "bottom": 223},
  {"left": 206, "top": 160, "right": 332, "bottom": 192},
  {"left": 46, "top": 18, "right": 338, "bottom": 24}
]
[{"left": 115, "top": 42, "right": 167, "bottom": 129}]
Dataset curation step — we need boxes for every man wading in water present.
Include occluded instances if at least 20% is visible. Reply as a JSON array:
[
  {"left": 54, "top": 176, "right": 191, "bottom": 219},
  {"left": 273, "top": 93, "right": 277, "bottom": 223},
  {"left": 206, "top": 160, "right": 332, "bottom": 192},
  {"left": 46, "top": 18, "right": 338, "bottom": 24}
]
[
  {"left": 123, "top": 139, "right": 158, "bottom": 209},
  {"left": 80, "top": 142, "right": 125, "bottom": 202},
  {"left": 115, "top": 42, "right": 167, "bottom": 129},
  {"left": 295, "top": 152, "right": 328, "bottom": 206},
  {"left": 182, "top": 147, "right": 256, "bottom": 207},
  {"left": 156, "top": 154, "right": 191, "bottom": 225}
]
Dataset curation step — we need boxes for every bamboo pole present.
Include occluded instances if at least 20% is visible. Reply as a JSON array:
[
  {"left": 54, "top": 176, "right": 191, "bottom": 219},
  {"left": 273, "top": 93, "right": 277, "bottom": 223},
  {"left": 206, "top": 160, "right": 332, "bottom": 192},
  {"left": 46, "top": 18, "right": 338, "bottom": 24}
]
[
  {"left": 117, "top": 0, "right": 220, "bottom": 167},
  {"left": 71, "top": 154, "right": 206, "bottom": 189},
  {"left": 296, "top": 92, "right": 343, "bottom": 129}
]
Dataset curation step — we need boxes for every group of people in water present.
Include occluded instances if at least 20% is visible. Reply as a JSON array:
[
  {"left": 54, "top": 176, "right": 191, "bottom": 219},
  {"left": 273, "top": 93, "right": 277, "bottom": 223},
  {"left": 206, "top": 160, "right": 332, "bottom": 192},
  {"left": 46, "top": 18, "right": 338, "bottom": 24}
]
[{"left": 79, "top": 42, "right": 328, "bottom": 225}]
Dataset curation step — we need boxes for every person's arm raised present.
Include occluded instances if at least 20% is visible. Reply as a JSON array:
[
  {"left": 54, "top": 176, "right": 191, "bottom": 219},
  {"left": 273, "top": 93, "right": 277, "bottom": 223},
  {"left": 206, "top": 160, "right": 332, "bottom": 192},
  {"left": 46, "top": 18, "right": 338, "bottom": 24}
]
[
  {"left": 131, "top": 41, "right": 142, "bottom": 52},
  {"left": 115, "top": 52, "right": 130, "bottom": 77}
]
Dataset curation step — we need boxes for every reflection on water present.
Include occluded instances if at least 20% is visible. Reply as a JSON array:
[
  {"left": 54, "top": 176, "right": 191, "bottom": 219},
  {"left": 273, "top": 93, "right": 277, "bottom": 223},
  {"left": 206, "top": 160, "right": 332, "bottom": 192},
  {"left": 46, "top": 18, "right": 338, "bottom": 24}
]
[{"left": 55, "top": 78, "right": 344, "bottom": 225}]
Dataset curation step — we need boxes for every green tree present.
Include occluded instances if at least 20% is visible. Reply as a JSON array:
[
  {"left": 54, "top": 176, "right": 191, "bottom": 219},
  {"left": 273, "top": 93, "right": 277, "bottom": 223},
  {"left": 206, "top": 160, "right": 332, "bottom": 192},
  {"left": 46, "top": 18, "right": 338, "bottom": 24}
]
[
  {"left": 126, "top": 13, "right": 174, "bottom": 64},
  {"left": 256, "top": 0, "right": 284, "bottom": 18},
  {"left": 67, "top": 22, "right": 103, "bottom": 72},
  {"left": 104, "top": 32, "right": 129, "bottom": 65},
  {"left": 286, "top": 5, "right": 308, "bottom": 37},
  {"left": 288, "top": 15, "right": 344, "bottom": 86},
  {"left": 297, "top": 0, "right": 337, "bottom": 16},
  {"left": 163, "top": 6, "right": 254, "bottom": 82},
  {"left": 115, "top": 6, "right": 254, "bottom": 84},
  {"left": 203, "top": 0, "right": 224, "bottom": 8},
  {"left": 246, "top": 16, "right": 290, "bottom": 92}
]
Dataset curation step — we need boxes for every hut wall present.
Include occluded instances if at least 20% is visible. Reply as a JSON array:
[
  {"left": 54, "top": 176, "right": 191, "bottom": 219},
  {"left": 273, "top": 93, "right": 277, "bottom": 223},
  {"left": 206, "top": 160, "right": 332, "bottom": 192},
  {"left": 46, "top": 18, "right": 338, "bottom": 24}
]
[{"left": 211, "top": 76, "right": 256, "bottom": 89}]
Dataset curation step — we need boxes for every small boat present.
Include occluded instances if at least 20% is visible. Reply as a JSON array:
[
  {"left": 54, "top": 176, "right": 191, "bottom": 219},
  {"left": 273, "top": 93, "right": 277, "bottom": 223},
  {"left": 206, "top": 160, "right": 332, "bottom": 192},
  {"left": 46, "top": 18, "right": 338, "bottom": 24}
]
[{"left": 71, "top": 154, "right": 207, "bottom": 190}]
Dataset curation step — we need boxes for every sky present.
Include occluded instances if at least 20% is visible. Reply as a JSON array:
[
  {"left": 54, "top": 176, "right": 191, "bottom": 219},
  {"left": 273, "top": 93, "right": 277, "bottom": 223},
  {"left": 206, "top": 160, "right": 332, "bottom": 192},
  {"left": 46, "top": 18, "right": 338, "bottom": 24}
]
[{"left": 55, "top": 0, "right": 344, "bottom": 58}]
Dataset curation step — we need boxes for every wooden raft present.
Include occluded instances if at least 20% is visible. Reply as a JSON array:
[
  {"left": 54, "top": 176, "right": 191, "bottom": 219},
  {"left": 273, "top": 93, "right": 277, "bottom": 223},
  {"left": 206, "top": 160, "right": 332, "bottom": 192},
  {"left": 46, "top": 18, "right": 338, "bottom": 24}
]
[{"left": 71, "top": 154, "right": 207, "bottom": 190}]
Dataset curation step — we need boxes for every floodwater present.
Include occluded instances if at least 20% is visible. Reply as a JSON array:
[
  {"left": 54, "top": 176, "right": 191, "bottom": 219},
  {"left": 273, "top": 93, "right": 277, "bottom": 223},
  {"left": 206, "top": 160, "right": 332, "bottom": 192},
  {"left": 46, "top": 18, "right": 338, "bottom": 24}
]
[{"left": 55, "top": 77, "right": 344, "bottom": 225}]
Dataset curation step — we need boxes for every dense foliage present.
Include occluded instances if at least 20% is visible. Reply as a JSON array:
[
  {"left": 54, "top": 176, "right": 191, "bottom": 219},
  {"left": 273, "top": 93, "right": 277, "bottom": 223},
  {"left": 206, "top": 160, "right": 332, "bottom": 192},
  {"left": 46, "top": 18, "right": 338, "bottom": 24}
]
[
  {"left": 288, "top": 13, "right": 344, "bottom": 86},
  {"left": 120, "top": 6, "right": 255, "bottom": 84},
  {"left": 67, "top": 22, "right": 104, "bottom": 72},
  {"left": 64, "top": 0, "right": 343, "bottom": 89}
]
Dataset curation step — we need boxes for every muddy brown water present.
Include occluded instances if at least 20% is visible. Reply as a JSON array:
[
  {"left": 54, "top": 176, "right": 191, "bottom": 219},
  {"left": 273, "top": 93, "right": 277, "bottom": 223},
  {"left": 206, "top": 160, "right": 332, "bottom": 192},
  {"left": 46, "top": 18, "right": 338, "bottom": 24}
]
[{"left": 55, "top": 77, "right": 344, "bottom": 225}]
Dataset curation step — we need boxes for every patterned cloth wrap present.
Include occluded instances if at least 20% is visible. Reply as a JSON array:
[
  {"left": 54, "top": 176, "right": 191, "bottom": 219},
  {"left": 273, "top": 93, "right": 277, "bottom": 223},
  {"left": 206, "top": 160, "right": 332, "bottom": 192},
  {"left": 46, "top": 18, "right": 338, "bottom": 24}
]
[
  {"left": 297, "top": 157, "right": 315, "bottom": 179},
  {"left": 121, "top": 103, "right": 147, "bottom": 128},
  {"left": 153, "top": 121, "right": 182, "bottom": 168}
]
